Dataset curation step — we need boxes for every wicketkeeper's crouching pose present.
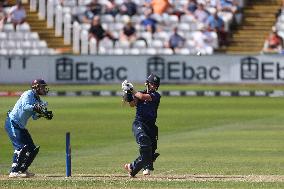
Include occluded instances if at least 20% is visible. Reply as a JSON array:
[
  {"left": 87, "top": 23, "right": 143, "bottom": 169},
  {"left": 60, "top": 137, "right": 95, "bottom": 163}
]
[
  {"left": 4, "top": 79, "right": 53, "bottom": 178},
  {"left": 122, "top": 73, "right": 161, "bottom": 177}
]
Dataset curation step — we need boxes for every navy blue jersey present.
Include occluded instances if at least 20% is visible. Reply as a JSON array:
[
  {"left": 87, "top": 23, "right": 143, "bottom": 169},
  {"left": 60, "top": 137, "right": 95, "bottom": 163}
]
[{"left": 135, "top": 90, "right": 161, "bottom": 124}]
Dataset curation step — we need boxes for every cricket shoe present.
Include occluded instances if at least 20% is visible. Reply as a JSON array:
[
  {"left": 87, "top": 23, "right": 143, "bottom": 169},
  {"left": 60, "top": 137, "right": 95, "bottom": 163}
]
[
  {"left": 124, "top": 163, "right": 135, "bottom": 178},
  {"left": 9, "top": 171, "right": 29, "bottom": 178},
  {"left": 142, "top": 169, "right": 150, "bottom": 176}
]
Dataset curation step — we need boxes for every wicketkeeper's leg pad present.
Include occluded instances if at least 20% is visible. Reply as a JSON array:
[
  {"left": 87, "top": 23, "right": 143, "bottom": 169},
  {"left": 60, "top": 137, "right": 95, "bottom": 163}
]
[
  {"left": 20, "top": 146, "right": 40, "bottom": 172},
  {"left": 11, "top": 145, "right": 28, "bottom": 172}
]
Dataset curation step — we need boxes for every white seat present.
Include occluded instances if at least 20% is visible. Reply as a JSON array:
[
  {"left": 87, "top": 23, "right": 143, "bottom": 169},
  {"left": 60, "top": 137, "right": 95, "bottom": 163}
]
[
  {"left": 21, "top": 41, "right": 32, "bottom": 48},
  {"left": 100, "top": 38, "right": 113, "bottom": 48},
  {"left": 180, "top": 14, "right": 195, "bottom": 23},
  {"left": 101, "top": 14, "right": 115, "bottom": 23},
  {"left": 9, "top": 49, "right": 24, "bottom": 55},
  {"left": 0, "top": 32, "right": 7, "bottom": 41},
  {"left": 16, "top": 22, "right": 30, "bottom": 32},
  {"left": 144, "top": 48, "right": 157, "bottom": 55},
  {"left": 3, "top": 24, "right": 14, "bottom": 32},
  {"left": 150, "top": 40, "right": 164, "bottom": 48},
  {"left": 138, "top": 32, "right": 152, "bottom": 43},
  {"left": 178, "top": 23, "right": 191, "bottom": 32},
  {"left": 25, "top": 49, "right": 40, "bottom": 55},
  {"left": 5, "top": 41, "right": 17, "bottom": 49},
  {"left": 34, "top": 40, "right": 48, "bottom": 48},
  {"left": 9, "top": 32, "right": 25, "bottom": 41},
  {"left": 113, "top": 48, "right": 124, "bottom": 55},
  {"left": 158, "top": 48, "right": 174, "bottom": 55},
  {"left": 0, "top": 49, "right": 8, "bottom": 55},
  {"left": 26, "top": 32, "right": 39, "bottom": 40},
  {"left": 128, "top": 48, "right": 140, "bottom": 55},
  {"left": 153, "top": 31, "right": 169, "bottom": 41},
  {"left": 163, "top": 15, "right": 179, "bottom": 26},
  {"left": 133, "top": 40, "right": 147, "bottom": 48},
  {"left": 177, "top": 48, "right": 190, "bottom": 55},
  {"left": 115, "top": 15, "right": 131, "bottom": 23},
  {"left": 115, "top": 40, "right": 130, "bottom": 49}
]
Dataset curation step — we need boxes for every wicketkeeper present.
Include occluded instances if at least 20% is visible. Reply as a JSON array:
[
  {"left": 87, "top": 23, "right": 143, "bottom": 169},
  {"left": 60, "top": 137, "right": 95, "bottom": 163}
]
[
  {"left": 4, "top": 79, "right": 53, "bottom": 178},
  {"left": 122, "top": 73, "right": 161, "bottom": 177}
]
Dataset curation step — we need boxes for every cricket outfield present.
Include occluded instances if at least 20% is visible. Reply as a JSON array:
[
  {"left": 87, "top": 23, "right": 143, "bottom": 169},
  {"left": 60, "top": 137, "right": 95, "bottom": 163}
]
[{"left": 0, "top": 84, "right": 283, "bottom": 188}]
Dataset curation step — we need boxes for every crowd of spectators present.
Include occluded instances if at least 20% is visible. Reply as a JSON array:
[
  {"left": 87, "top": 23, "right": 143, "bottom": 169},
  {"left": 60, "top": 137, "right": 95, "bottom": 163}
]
[{"left": 70, "top": 0, "right": 244, "bottom": 55}]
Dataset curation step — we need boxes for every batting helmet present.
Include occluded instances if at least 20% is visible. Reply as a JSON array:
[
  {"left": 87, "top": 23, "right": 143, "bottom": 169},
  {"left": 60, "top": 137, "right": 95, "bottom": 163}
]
[
  {"left": 146, "top": 73, "right": 160, "bottom": 89},
  {"left": 31, "top": 79, "right": 49, "bottom": 95}
]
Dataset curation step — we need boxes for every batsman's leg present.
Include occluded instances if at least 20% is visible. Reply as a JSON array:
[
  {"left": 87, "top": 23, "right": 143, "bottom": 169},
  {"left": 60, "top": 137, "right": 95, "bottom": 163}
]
[{"left": 130, "top": 133, "right": 152, "bottom": 177}]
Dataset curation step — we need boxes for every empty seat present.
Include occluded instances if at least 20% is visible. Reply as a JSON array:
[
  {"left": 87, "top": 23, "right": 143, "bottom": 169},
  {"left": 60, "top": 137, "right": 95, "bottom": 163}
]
[
  {"left": 132, "top": 40, "right": 147, "bottom": 48},
  {"left": 3, "top": 24, "right": 14, "bottom": 32},
  {"left": 115, "top": 40, "right": 130, "bottom": 49},
  {"left": 0, "top": 49, "right": 8, "bottom": 55},
  {"left": 101, "top": 14, "right": 115, "bottom": 23},
  {"left": 0, "top": 32, "right": 7, "bottom": 41},
  {"left": 26, "top": 32, "right": 40, "bottom": 40},
  {"left": 16, "top": 22, "right": 31, "bottom": 32},
  {"left": 153, "top": 31, "right": 169, "bottom": 41},
  {"left": 150, "top": 39, "right": 164, "bottom": 48}
]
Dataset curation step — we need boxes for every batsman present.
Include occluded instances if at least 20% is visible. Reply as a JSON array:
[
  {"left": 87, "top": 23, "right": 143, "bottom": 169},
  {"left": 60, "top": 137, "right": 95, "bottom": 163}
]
[
  {"left": 4, "top": 79, "right": 53, "bottom": 178},
  {"left": 122, "top": 73, "right": 161, "bottom": 177}
]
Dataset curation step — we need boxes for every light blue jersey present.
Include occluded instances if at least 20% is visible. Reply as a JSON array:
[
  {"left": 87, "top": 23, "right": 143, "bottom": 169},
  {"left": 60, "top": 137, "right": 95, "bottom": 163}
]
[{"left": 9, "top": 90, "right": 41, "bottom": 129}]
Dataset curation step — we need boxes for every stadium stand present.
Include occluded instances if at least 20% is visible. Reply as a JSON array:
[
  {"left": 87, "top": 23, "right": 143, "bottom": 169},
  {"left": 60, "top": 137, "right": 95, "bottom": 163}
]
[{"left": 1, "top": 0, "right": 283, "bottom": 55}]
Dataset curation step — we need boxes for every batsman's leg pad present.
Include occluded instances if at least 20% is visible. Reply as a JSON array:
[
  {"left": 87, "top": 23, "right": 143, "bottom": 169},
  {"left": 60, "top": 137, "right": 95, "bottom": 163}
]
[
  {"left": 20, "top": 146, "right": 40, "bottom": 172},
  {"left": 11, "top": 145, "right": 28, "bottom": 172}
]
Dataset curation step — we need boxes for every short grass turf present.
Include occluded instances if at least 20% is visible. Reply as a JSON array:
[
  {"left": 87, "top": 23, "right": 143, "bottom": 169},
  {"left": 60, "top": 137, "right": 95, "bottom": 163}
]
[{"left": 0, "top": 94, "right": 283, "bottom": 188}]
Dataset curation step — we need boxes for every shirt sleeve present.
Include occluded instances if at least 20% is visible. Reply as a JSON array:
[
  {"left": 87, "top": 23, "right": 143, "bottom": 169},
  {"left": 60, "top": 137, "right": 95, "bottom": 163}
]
[
  {"left": 150, "top": 92, "right": 160, "bottom": 102},
  {"left": 22, "top": 93, "right": 35, "bottom": 112}
]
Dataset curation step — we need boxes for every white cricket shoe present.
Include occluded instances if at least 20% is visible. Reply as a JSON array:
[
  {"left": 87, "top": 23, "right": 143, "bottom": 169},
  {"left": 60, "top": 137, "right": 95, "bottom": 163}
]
[
  {"left": 142, "top": 169, "right": 150, "bottom": 176},
  {"left": 9, "top": 171, "right": 29, "bottom": 178}
]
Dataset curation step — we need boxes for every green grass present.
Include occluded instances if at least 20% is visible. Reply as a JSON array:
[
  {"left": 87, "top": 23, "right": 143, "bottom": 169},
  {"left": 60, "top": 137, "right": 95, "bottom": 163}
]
[{"left": 0, "top": 88, "right": 284, "bottom": 188}]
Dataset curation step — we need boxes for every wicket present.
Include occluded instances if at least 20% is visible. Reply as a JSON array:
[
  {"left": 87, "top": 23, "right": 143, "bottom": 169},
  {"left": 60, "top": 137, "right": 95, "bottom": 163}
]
[{"left": 66, "top": 132, "right": 71, "bottom": 177}]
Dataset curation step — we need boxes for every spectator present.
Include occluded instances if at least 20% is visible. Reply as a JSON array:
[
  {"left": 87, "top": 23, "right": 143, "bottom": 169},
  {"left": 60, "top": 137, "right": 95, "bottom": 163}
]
[
  {"left": 8, "top": 1, "right": 26, "bottom": 29},
  {"left": 183, "top": 0, "right": 197, "bottom": 15},
  {"left": 145, "top": 0, "right": 171, "bottom": 15},
  {"left": 120, "top": 18, "right": 137, "bottom": 43},
  {"left": 119, "top": 0, "right": 137, "bottom": 17},
  {"left": 141, "top": 8, "right": 158, "bottom": 33},
  {"left": 194, "top": 3, "right": 209, "bottom": 24},
  {"left": 263, "top": 26, "right": 283, "bottom": 54},
  {"left": 87, "top": 0, "right": 103, "bottom": 16},
  {"left": 88, "top": 16, "right": 117, "bottom": 53},
  {"left": 0, "top": 3, "right": 7, "bottom": 31},
  {"left": 166, "top": 27, "right": 185, "bottom": 53},
  {"left": 104, "top": 0, "right": 119, "bottom": 17},
  {"left": 206, "top": 9, "right": 228, "bottom": 47},
  {"left": 276, "top": 0, "right": 284, "bottom": 18},
  {"left": 219, "top": 0, "right": 238, "bottom": 14}
]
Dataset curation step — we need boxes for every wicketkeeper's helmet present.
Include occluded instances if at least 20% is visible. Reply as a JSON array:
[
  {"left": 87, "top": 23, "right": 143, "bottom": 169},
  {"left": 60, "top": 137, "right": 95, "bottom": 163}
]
[
  {"left": 31, "top": 79, "right": 49, "bottom": 95},
  {"left": 146, "top": 73, "right": 160, "bottom": 89}
]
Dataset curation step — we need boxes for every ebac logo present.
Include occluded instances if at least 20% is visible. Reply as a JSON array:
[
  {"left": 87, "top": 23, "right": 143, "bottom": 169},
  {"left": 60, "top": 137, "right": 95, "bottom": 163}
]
[
  {"left": 241, "top": 56, "right": 284, "bottom": 81},
  {"left": 240, "top": 56, "right": 259, "bottom": 80},
  {"left": 146, "top": 56, "right": 220, "bottom": 81},
  {"left": 55, "top": 57, "right": 127, "bottom": 81},
  {"left": 56, "top": 57, "right": 73, "bottom": 80}
]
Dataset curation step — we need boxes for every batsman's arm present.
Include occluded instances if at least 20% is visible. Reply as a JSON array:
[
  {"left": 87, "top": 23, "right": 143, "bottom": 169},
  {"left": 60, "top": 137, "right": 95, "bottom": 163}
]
[{"left": 132, "top": 90, "right": 152, "bottom": 101}]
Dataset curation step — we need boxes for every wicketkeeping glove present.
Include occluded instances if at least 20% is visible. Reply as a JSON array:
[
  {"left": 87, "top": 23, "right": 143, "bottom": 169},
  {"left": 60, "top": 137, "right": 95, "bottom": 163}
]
[
  {"left": 43, "top": 111, "right": 53, "bottom": 120},
  {"left": 33, "top": 103, "right": 44, "bottom": 114}
]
